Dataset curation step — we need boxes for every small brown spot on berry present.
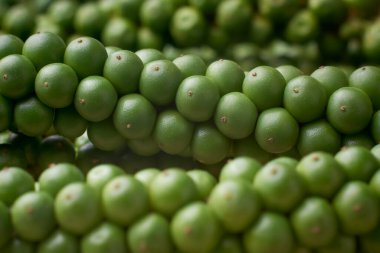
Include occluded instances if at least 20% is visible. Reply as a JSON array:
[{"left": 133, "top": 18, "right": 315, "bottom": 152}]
[
  {"left": 251, "top": 72, "right": 257, "bottom": 77},
  {"left": 312, "top": 154, "right": 320, "bottom": 161},
  {"left": 184, "top": 226, "right": 193, "bottom": 235},
  {"left": 340, "top": 105, "right": 347, "bottom": 112},
  {"left": 79, "top": 99, "right": 85, "bottom": 105},
  {"left": 319, "top": 65, "right": 325, "bottom": 69},
  {"left": 78, "top": 39, "right": 83, "bottom": 43},
  {"left": 270, "top": 166, "right": 278, "bottom": 175},
  {"left": 187, "top": 90, "right": 193, "bottom": 97},
  {"left": 162, "top": 170, "right": 170, "bottom": 176},
  {"left": 26, "top": 207, "right": 33, "bottom": 214},
  {"left": 139, "top": 243, "right": 147, "bottom": 253},
  {"left": 311, "top": 226, "right": 321, "bottom": 234},
  {"left": 224, "top": 191, "right": 233, "bottom": 200},
  {"left": 361, "top": 67, "right": 366, "bottom": 71},
  {"left": 353, "top": 204, "right": 362, "bottom": 213},
  {"left": 267, "top": 137, "right": 274, "bottom": 143},
  {"left": 116, "top": 55, "right": 121, "bottom": 60},
  {"left": 114, "top": 181, "right": 121, "bottom": 190},
  {"left": 293, "top": 88, "right": 299, "bottom": 94},
  {"left": 221, "top": 116, "right": 228, "bottom": 123},
  {"left": 43, "top": 81, "right": 49, "bottom": 88},
  {"left": 65, "top": 194, "right": 72, "bottom": 200},
  {"left": 126, "top": 123, "right": 132, "bottom": 129},
  {"left": 3, "top": 74, "right": 8, "bottom": 80},
  {"left": 154, "top": 66, "right": 160, "bottom": 71}
]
